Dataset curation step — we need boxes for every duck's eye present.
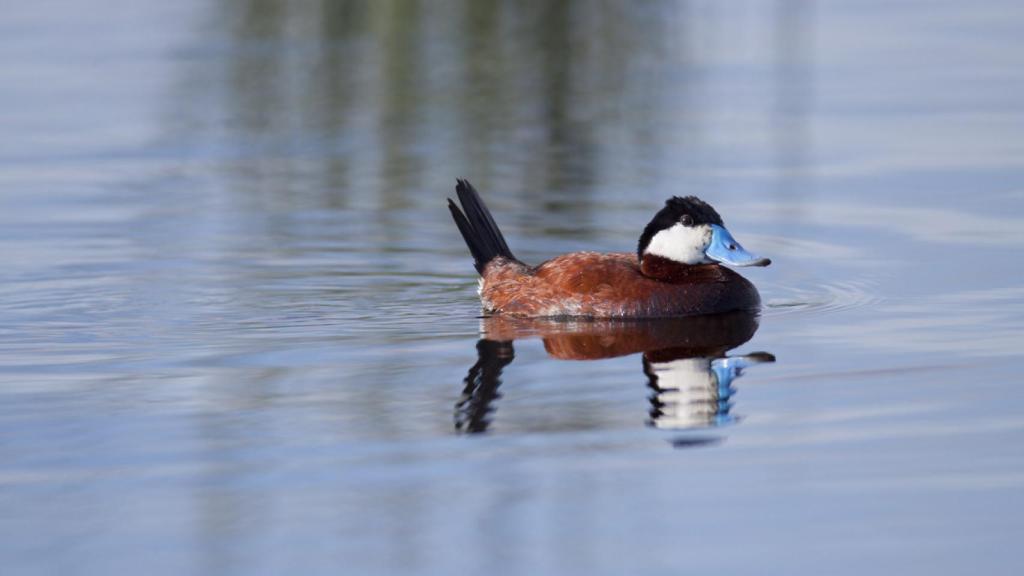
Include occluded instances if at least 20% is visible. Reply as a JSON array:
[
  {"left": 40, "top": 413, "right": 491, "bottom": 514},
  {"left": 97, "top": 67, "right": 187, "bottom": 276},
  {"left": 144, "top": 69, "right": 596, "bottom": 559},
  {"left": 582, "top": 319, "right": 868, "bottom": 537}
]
[
  {"left": 679, "top": 214, "right": 693, "bottom": 226},
  {"left": 728, "top": 243, "right": 736, "bottom": 250}
]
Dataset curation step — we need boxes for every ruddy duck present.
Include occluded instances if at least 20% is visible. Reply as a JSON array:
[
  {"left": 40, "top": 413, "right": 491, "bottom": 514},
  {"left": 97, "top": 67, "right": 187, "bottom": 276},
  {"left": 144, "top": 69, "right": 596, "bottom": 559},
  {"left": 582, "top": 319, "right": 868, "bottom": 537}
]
[{"left": 448, "top": 179, "right": 770, "bottom": 317}]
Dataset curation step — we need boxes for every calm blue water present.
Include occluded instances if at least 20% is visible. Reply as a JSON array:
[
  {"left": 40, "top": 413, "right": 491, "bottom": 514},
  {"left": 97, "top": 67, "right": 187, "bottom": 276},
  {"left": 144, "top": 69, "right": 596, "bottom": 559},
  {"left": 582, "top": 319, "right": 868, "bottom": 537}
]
[{"left": 2, "top": 1, "right": 1024, "bottom": 574}]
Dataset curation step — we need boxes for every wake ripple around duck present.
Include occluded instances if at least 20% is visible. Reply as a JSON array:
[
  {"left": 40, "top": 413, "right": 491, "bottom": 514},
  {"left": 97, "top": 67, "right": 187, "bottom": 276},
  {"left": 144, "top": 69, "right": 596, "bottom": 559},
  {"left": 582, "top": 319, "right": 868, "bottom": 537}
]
[{"left": 762, "top": 278, "right": 882, "bottom": 317}]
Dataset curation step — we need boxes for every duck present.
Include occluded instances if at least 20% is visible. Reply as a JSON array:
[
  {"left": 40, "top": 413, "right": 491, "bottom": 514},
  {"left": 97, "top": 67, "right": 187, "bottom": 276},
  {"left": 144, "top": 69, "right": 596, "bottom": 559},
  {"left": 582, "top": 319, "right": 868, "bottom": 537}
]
[{"left": 447, "top": 179, "right": 770, "bottom": 318}]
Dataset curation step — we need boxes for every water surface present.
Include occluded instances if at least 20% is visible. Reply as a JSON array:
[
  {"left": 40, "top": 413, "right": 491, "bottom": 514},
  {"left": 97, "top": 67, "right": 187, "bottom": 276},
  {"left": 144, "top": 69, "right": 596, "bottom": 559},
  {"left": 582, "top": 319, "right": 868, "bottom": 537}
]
[{"left": 2, "top": 1, "right": 1024, "bottom": 574}]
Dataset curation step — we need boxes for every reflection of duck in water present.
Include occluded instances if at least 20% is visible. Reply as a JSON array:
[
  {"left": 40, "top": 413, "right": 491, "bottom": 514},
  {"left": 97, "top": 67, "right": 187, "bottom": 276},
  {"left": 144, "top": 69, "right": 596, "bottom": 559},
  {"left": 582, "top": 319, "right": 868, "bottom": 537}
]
[
  {"left": 455, "top": 310, "right": 774, "bottom": 437},
  {"left": 448, "top": 179, "right": 770, "bottom": 318},
  {"left": 646, "top": 352, "right": 774, "bottom": 431}
]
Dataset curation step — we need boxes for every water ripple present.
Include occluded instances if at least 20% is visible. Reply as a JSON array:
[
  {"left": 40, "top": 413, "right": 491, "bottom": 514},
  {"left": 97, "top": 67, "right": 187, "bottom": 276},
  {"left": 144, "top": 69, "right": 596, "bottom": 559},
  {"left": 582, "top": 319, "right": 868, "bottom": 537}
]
[{"left": 763, "top": 279, "right": 883, "bottom": 317}]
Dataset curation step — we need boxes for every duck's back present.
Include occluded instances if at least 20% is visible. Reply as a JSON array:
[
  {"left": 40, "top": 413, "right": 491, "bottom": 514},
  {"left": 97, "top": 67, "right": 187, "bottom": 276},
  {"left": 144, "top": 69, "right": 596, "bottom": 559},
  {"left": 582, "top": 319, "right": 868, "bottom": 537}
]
[{"left": 480, "top": 252, "right": 760, "bottom": 318}]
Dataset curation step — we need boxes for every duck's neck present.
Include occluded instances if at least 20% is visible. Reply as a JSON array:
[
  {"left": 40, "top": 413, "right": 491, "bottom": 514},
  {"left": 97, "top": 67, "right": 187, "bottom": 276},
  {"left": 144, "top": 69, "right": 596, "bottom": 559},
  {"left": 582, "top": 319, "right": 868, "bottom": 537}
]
[{"left": 640, "top": 254, "right": 727, "bottom": 283}]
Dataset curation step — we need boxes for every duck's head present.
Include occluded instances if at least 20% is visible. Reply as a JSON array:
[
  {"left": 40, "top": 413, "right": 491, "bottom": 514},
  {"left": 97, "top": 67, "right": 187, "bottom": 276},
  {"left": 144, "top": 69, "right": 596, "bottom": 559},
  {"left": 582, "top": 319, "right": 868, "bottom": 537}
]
[{"left": 637, "top": 196, "right": 771, "bottom": 268}]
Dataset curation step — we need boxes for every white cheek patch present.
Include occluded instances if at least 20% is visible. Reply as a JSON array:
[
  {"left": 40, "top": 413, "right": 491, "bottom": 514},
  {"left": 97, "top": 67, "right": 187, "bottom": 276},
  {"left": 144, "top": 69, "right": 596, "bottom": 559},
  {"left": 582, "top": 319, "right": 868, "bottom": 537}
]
[{"left": 644, "top": 223, "right": 712, "bottom": 265}]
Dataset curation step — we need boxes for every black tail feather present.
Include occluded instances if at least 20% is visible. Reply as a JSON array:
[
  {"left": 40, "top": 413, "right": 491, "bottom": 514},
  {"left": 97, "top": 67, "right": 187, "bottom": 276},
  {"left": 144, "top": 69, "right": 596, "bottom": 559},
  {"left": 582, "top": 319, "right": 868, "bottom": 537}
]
[{"left": 448, "top": 179, "right": 516, "bottom": 274}]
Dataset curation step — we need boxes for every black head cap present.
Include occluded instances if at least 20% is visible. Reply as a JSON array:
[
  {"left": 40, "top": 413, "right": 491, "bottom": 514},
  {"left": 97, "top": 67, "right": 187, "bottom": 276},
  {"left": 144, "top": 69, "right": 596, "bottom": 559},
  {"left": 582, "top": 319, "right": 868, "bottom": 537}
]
[{"left": 637, "top": 196, "right": 724, "bottom": 261}]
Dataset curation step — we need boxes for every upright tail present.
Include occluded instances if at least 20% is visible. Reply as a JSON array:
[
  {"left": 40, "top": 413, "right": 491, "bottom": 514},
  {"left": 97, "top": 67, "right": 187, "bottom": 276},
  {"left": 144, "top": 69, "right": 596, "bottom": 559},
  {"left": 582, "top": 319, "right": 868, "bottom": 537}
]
[{"left": 448, "top": 179, "right": 517, "bottom": 274}]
